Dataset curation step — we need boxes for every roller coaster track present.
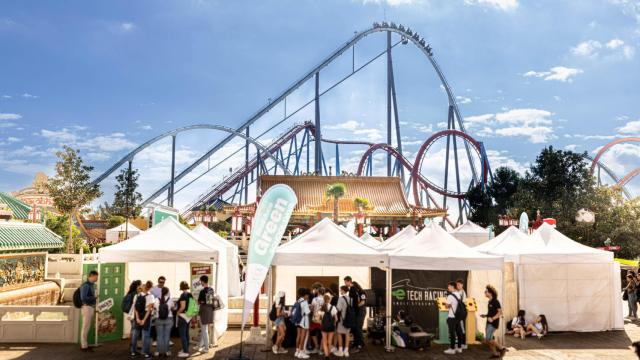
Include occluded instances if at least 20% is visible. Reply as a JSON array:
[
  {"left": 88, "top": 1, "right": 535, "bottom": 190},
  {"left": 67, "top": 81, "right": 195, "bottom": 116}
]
[
  {"left": 585, "top": 138, "right": 639, "bottom": 200},
  {"left": 134, "top": 22, "right": 478, "bottom": 207}
]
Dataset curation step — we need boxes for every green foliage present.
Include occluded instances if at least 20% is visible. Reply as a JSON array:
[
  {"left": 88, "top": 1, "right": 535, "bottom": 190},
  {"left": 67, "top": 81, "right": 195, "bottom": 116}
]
[
  {"left": 353, "top": 197, "right": 372, "bottom": 210},
  {"left": 326, "top": 183, "right": 346, "bottom": 223},
  {"left": 467, "top": 166, "right": 521, "bottom": 227},
  {"left": 45, "top": 212, "right": 84, "bottom": 253},
  {"left": 46, "top": 146, "right": 102, "bottom": 252},
  {"left": 208, "top": 220, "right": 231, "bottom": 233},
  {"left": 107, "top": 215, "right": 126, "bottom": 228},
  {"left": 112, "top": 167, "right": 143, "bottom": 220},
  {"left": 95, "top": 201, "right": 114, "bottom": 220},
  {"left": 217, "top": 230, "right": 229, "bottom": 238}
]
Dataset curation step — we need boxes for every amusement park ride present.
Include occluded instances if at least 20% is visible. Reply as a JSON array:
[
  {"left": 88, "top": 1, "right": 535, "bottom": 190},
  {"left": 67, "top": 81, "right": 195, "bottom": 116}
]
[{"left": 88, "top": 22, "right": 638, "bottom": 227}]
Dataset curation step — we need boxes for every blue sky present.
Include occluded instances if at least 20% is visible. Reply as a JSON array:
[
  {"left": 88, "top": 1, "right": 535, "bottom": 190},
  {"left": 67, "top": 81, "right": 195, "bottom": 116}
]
[{"left": 1, "top": 0, "right": 639, "bottom": 210}]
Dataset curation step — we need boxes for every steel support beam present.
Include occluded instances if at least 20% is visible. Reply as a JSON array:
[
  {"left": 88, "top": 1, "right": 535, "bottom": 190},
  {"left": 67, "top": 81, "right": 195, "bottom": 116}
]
[
  {"left": 389, "top": 41, "right": 404, "bottom": 183},
  {"left": 244, "top": 127, "right": 249, "bottom": 204},
  {"left": 450, "top": 111, "right": 464, "bottom": 225},
  {"left": 314, "top": 72, "right": 322, "bottom": 175},
  {"left": 168, "top": 135, "right": 176, "bottom": 207},
  {"left": 386, "top": 31, "right": 393, "bottom": 177}
]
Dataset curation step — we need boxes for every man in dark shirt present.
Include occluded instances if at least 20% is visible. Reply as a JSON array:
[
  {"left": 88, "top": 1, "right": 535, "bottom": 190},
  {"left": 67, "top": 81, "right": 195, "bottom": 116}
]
[
  {"left": 80, "top": 270, "right": 98, "bottom": 351},
  {"left": 197, "top": 275, "right": 216, "bottom": 353},
  {"left": 480, "top": 285, "right": 507, "bottom": 358},
  {"left": 344, "top": 276, "right": 366, "bottom": 352}
]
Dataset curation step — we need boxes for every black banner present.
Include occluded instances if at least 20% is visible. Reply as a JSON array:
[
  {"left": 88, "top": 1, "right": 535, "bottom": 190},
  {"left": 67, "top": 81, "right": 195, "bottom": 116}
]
[{"left": 371, "top": 268, "right": 467, "bottom": 333}]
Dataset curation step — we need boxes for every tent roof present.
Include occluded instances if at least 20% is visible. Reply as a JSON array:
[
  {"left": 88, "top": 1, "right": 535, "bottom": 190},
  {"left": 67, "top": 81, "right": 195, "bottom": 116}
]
[
  {"left": 474, "top": 226, "right": 545, "bottom": 256},
  {"left": 106, "top": 222, "right": 141, "bottom": 232},
  {"left": 273, "top": 218, "right": 388, "bottom": 267},
  {"left": 377, "top": 225, "right": 417, "bottom": 251},
  {"left": 529, "top": 222, "right": 613, "bottom": 259},
  {"left": 450, "top": 220, "right": 487, "bottom": 234},
  {"left": 359, "top": 233, "right": 381, "bottom": 248},
  {"left": 192, "top": 224, "right": 238, "bottom": 250},
  {"left": 389, "top": 222, "right": 503, "bottom": 270},
  {"left": 99, "top": 217, "right": 218, "bottom": 263}
]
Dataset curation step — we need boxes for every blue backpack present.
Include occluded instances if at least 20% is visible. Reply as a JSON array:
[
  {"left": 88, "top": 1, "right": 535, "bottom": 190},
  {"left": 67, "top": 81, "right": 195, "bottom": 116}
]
[{"left": 291, "top": 299, "right": 303, "bottom": 325}]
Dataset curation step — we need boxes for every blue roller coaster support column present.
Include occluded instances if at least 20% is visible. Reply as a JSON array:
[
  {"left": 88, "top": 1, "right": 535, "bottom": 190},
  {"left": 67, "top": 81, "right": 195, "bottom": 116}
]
[
  {"left": 386, "top": 30, "right": 392, "bottom": 177},
  {"left": 314, "top": 72, "right": 322, "bottom": 175},
  {"left": 450, "top": 109, "right": 464, "bottom": 225},
  {"left": 244, "top": 127, "right": 249, "bottom": 204},
  {"left": 335, "top": 143, "right": 341, "bottom": 175},
  {"left": 168, "top": 135, "right": 176, "bottom": 207}
]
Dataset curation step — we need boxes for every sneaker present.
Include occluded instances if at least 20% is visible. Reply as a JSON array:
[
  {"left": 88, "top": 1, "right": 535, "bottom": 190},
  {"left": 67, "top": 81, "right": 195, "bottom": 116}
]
[
  {"left": 153, "top": 352, "right": 159, "bottom": 357},
  {"left": 343, "top": 349, "right": 349, "bottom": 358},
  {"left": 169, "top": 341, "right": 174, "bottom": 346},
  {"left": 143, "top": 354, "right": 152, "bottom": 359},
  {"left": 278, "top": 348, "right": 289, "bottom": 354},
  {"left": 210, "top": 344, "right": 218, "bottom": 349},
  {"left": 299, "top": 352, "right": 310, "bottom": 359},
  {"left": 334, "top": 350, "right": 344, "bottom": 357},
  {"left": 177, "top": 351, "right": 190, "bottom": 358},
  {"left": 461, "top": 344, "right": 468, "bottom": 350},
  {"left": 273, "top": 345, "right": 279, "bottom": 354},
  {"left": 456, "top": 347, "right": 462, "bottom": 353},
  {"left": 153, "top": 341, "right": 157, "bottom": 346},
  {"left": 319, "top": 350, "right": 324, "bottom": 356},
  {"left": 295, "top": 350, "right": 300, "bottom": 358},
  {"left": 444, "top": 348, "right": 457, "bottom": 355},
  {"left": 130, "top": 353, "right": 138, "bottom": 358},
  {"left": 165, "top": 352, "right": 171, "bottom": 357}
]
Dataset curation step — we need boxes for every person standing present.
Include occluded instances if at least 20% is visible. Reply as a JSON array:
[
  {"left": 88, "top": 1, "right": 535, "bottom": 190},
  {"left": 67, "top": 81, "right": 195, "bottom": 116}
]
[
  {"left": 480, "top": 285, "right": 507, "bottom": 359},
  {"left": 626, "top": 273, "right": 638, "bottom": 319},
  {"left": 197, "top": 275, "right": 216, "bottom": 353},
  {"left": 334, "top": 285, "right": 352, "bottom": 357},
  {"left": 320, "top": 294, "right": 337, "bottom": 360},
  {"left": 444, "top": 282, "right": 464, "bottom": 355},
  {"left": 80, "top": 270, "right": 99, "bottom": 352},
  {"left": 133, "top": 281, "right": 155, "bottom": 358},
  {"left": 455, "top": 279, "right": 468, "bottom": 350},
  {"left": 294, "top": 288, "right": 311, "bottom": 359},
  {"left": 176, "top": 281, "right": 193, "bottom": 358},
  {"left": 272, "top": 291, "right": 288, "bottom": 354},
  {"left": 150, "top": 276, "right": 167, "bottom": 347},
  {"left": 344, "top": 276, "right": 366, "bottom": 352},
  {"left": 154, "top": 286, "right": 174, "bottom": 357}
]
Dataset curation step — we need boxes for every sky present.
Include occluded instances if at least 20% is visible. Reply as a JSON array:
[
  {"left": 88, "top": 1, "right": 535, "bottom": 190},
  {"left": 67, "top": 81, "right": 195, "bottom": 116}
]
[{"left": 1, "top": 0, "right": 640, "bottom": 212}]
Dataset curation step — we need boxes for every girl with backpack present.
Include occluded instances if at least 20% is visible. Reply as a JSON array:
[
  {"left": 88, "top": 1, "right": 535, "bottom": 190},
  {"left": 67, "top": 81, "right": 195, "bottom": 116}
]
[
  {"left": 272, "top": 291, "right": 288, "bottom": 355},
  {"left": 335, "top": 285, "right": 352, "bottom": 357},
  {"left": 132, "top": 281, "right": 155, "bottom": 358},
  {"left": 124, "top": 280, "right": 141, "bottom": 354},
  {"left": 176, "top": 281, "right": 194, "bottom": 358},
  {"left": 293, "top": 288, "right": 310, "bottom": 359},
  {"left": 320, "top": 294, "right": 337, "bottom": 360},
  {"left": 154, "top": 287, "right": 174, "bottom": 357}
]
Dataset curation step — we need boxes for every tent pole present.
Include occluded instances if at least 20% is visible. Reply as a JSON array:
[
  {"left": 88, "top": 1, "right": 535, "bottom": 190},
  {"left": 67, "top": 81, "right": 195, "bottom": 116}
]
[
  {"left": 500, "top": 266, "right": 505, "bottom": 348},
  {"left": 385, "top": 266, "right": 393, "bottom": 352},
  {"left": 265, "top": 266, "right": 274, "bottom": 348},
  {"left": 213, "top": 260, "right": 219, "bottom": 346}
]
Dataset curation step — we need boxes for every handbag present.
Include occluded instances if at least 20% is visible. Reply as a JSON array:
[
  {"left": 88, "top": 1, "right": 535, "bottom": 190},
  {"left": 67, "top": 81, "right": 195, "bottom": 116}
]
[{"left": 212, "top": 294, "right": 225, "bottom": 311}]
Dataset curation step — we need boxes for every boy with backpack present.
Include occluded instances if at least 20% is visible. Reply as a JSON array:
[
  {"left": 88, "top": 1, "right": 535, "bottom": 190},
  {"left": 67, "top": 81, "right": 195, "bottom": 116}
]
[
  {"left": 197, "top": 275, "right": 216, "bottom": 353},
  {"left": 292, "top": 288, "right": 310, "bottom": 359},
  {"left": 320, "top": 294, "right": 337, "bottom": 360},
  {"left": 75, "top": 270, "right": 98, "bottom": 352},
  {"left": 154, "top": 286, "right": 174, "bottom": 357},
  {"left": 455, "top": 279, "right": 468, "bottom": 350},
  {"left": 444, "top": 281, "right": 465, "bottom": 355},
  {"left": 335, "top": 285, "right": 354, "bottom": 357}
]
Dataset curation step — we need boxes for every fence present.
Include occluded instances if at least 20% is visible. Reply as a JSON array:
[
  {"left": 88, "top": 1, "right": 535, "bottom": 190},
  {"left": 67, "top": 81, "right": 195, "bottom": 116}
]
[{"left": 0, "top": 305, "right": 79, "bottom": 343}]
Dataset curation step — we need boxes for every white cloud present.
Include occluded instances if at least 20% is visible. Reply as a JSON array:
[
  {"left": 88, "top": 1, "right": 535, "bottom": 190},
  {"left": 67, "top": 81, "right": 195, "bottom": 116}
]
[
  {"left": 553, "top": 95, "right": 562, "bottom": 101},
  {"left": 1, "top": 95, "right": 11, "bottom": 99},
  {"left": 361, "top": 0, "right": 418, "bottom": 5},
  {"left": 464, "top": 0, "right": 518, "bottom": 11},
  {"left": 325, "top": 120, "right": 361, "bottom": 131},
  {"left": 623, "top": 45, "right": 635, "bottom": 59},
  {"left": 618, "top": 120, "right": 640, "bottom": 135},
  {"left": 0, "top": 113, "right": 22, "bottom": 120},
  {"left": 21, "top": 93, "right": 38, "bottom": 99},
  {"left": 140, "top": 125, "right": 152, "bottom": 130},
  {"left": 120, "top": 22, "right": 136, "bottom": 32},
  {"left": 606, "top": 38, "right": 625, "bottom": 49},
  {"left": 6, "top": 137, "right": 21, "bottom": 143},
  {"left": 523, "top": 66, "right": 583, "bottom": 82},
  {"left": 485, "top": 150, "right": 527, "bottom": 174},
  {"left": 353, "top": 128, "right": 383, "bottom": 142},
  {"left": 40, "top": 128, "right": 77, "bottom": 142},
  {"left": 571, "top": 40, "right": 602, "bottom": 57},
  {"left": 78, "top": 133, "right": 137, "bottom": 152},
  {"left": 456, "top": 95, "right": 472, "bottom": 104},
  {"left": 465, "top": 108, "right": 555, "bottom": 143},
  {"left": 564, "top": 144, "right": 579, "bottom": 151}
]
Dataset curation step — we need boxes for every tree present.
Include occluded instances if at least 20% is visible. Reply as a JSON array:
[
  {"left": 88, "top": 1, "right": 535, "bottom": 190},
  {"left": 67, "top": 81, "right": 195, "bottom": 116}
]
[
  {"left": 353, "top": 197, "right": 372, "bottom": 210},
  {"left": 209, "top": 220, "right": 231, "bottom": 233},
  {"left": 325, "top": 183, "right": 346, "bottom": 223},
  {"left": 46, "top": 146, "right": 102, "bottom": 253},
  {"left": 45, "top": 212, "right": 85, "bottom": 253},
  {"left": 466, "top": 167, "right": 520, "bottom": 228},
  {"left": 112, "top": 166, "right": 143, "bottom": 239},
  {"left": 107, "top": 215, "right": 126, "bottom": 228},
  {"left": 95, "top": 201, "right": 115, "bottom": 220},
  {"left": 466, "top": 184, "right": 495, "bottom": 227}
]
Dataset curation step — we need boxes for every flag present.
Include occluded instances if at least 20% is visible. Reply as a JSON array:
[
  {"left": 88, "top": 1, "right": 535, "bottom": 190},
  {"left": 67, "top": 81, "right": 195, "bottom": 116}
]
[{"left": 241, "top": 184, "right": 297, "bottom": 328}]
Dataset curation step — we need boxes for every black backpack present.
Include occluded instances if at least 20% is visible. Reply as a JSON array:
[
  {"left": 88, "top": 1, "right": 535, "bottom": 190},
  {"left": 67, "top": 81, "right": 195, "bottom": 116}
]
[
  {"left": 72, "top": 287, "right": 83, "bottom": 309},
  {"left": 121, "top": 292, "right": 135, "bottom": 313},
  {"left": 452, "top": 293, "right": 467, "bottom": 321},
  {"left": 158, "top": 297, "right": 169, "bottom": 320},
  {"left": 341, "top": 296, "right": 356, "bottom": 329},
  {"left": 269, "top": 304, "right": 277, "bottom": 322},
  {"left": 321, "top": 305, "right": 336, "bottom": 332},
  {"left": 134, "top": 294, "right": 147, "bottom": 318}
]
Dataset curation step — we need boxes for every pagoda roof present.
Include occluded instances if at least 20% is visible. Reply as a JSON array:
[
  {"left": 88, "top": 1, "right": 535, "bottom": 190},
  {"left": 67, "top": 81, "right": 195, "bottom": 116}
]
[{"left": 0, "top": 192, "right": 32, "bottom": 220}]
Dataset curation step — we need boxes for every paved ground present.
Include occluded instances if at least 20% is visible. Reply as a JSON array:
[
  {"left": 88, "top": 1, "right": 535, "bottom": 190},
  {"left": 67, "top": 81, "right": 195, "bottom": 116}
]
[{"left": 2, "top": 318, "right": 640, "bottom": 360}]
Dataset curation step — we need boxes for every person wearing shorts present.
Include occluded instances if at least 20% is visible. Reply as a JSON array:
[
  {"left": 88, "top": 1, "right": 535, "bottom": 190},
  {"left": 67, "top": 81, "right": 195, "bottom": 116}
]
[
  {"left": 334, "top": 285, "right": 351, "bottom": 357},
  {"left": 273, "top": 291, "right": 288, "bottom": 355},
  {"left": 295, "top": 288, "right": 311, "bottom": 359},
  {"left": 480, "top": 285, "right": 507, "bottom": 359}
]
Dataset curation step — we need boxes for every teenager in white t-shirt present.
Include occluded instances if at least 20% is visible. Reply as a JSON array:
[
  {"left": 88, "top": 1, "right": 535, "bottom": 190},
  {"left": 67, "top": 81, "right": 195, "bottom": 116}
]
[
  {"left": 444, "top": 282, "right": 464, "bottom": 355},
  {"left": 455, "top": 279, "right": 468, "bottom": 350}
]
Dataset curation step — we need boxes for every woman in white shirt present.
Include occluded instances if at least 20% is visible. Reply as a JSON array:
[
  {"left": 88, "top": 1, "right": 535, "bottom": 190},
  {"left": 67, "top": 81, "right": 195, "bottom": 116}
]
[
  {"left": 335, "top": 285, "right": 352, "bottom": 357},
  {"left": 295, "top": 288, "right": 311, "bottom": 359}
]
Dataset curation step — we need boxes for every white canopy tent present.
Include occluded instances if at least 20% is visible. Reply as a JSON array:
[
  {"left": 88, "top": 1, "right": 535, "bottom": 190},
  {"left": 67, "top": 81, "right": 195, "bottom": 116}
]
[
  {"left": 359, "top": 232, "right": 382, "bottom": 248},
  {"left": 450, "top": 220, "right": 492, "bottom": 247},
  {"left": 519, "top": 223, "right": 621, "bottom": 331},
  {"left": 105, "top": 222, "right": 142, "bottom": 243},
  {"left": 376, "top": 225, "right": 417, "bottom": 252},
  {"left": 192, "top": 224, "right": 242, "bottom": 340},
  {"left": 474, "top": 223, "right": 622, "bottom": 332},
  {"left": 99, "top": 217, "right": 223, "bottom": 338}
]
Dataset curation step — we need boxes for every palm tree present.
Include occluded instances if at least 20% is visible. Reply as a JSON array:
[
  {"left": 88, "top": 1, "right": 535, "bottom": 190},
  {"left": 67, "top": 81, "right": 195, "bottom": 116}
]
[{"left": 325, "top": 183, "right": 346, "bottom": 223}]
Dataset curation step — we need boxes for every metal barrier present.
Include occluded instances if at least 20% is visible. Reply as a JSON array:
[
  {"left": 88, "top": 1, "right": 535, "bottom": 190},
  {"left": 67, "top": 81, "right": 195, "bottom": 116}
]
[{"left": 0, "top": 305, "right": 79, "bottom": 343}]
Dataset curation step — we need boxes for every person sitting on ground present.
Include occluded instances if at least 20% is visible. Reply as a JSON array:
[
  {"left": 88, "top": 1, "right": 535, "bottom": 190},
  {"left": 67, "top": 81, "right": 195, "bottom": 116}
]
[
  {"left": 525, "top": 314, "right": 548, "bottom": 339},
  {"left": 508, "top": 310, "right": 527, "bottom": 339}
]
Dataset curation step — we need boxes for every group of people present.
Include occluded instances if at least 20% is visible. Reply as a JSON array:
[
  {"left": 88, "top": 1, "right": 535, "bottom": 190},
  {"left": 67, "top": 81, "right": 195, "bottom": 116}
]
[
  {"left": 445, "top": 281, "right": 508, "bottom": 359},
  {"left": 76, "top": 270, "right": 219, "bottom": 359},
  {"left": 624, "top": 270, "right": 640, "bottom": 319},
  {"left": 506, "top": 310, "right": 549, "bottom": 340},
  {"left": 271, "top": 276, "right": 367, "bottom": 360}
]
